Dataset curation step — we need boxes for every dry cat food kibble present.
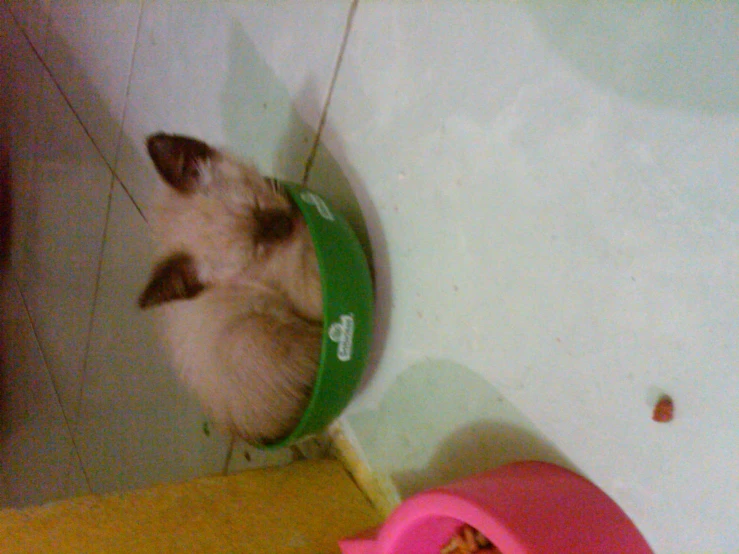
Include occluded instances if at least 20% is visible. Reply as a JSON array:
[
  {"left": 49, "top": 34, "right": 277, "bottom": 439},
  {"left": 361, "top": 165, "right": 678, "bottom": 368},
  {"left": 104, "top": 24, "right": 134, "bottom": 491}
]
[
  {"left": 440, "top": 524, "right": 501, "bottom": 554},
  {"left": 652, "top": 394, "right": 674, "bottom": 423}
]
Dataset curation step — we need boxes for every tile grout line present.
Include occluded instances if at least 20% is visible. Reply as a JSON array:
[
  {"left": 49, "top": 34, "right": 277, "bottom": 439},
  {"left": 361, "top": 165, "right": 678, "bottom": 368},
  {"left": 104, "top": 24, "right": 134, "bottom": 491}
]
[
  {"left": 10, "top": 273, "right": 93, "bottom": 495},
  {"left": 10, "top": 6, "right": 127, "bottom": 491},
  {"left": 72, "top": 178, "right": 115, "bottom": 433},
  {"left": 111, "top": 0, "right": 149, "bottom": 224},
  {"left": 71, "top": 0, "right": 147, "bottom": 447},
  {"left": 112, "top": 0, "right": 145, "bottom": 173},
  {"left": 301, "top": 0, "right": 359, "bottom": 186},
  {"left": 6, "top": 4, "right": 96, "bottom": 491},
  {"left": 10, "top": 3, "right": 147, "bottom": 222}
]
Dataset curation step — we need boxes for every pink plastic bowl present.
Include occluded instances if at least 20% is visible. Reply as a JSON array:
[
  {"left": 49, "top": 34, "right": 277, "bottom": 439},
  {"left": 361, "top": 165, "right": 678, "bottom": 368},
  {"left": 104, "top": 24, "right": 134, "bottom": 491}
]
[{"left": 339, "top": 461, "right": 653, "bottom": 554}]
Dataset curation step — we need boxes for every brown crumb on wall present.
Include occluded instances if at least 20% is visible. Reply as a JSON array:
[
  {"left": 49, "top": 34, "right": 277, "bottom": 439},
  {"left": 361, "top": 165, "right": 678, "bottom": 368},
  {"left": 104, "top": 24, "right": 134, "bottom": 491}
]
[{"left": 652, "top": 394, "right": 674, "bottom": 423}]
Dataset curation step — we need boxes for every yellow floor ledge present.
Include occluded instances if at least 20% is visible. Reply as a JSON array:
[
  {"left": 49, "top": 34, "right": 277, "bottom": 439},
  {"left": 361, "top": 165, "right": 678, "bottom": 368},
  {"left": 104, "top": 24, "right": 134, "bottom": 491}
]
[{"left": 0, "top": 459, "right": 380, "bottom": 553}]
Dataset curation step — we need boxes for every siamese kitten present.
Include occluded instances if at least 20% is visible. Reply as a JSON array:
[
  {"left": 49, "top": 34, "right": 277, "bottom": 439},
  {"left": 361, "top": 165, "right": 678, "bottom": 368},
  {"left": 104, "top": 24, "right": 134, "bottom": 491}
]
[{"left": 138, "top": 133, "right": 323, "bottom": 445}]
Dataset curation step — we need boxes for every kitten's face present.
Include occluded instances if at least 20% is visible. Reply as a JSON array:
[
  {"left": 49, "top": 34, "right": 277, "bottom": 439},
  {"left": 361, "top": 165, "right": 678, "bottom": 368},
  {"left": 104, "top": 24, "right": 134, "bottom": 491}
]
[{"left": 139, "top": 133, "right": 299, "bottom": 308}]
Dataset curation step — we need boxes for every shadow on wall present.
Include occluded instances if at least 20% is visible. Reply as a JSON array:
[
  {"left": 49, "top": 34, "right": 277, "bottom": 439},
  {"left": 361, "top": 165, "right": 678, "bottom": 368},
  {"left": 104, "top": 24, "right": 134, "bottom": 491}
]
[
  {"left": 220, "top": 21, "right": 315, "bottom": 183},
  {"left": 221, "top": 21, "right": 391, "bottom": 390},
  {"left": 1, "top": 5, "right": 149, "bottom": 433},
  {"left": 1, "top": 11, "right": 15, "bottom": 429},
  {"left": 34, "top": 12, "right": 150, "bottom": 219},
  {"left": 347, "top": 359, "right": 576, "bottom": 499},
  {"left": 0, "top": 118, "right": 10, "bottom": 273},
  {"left": 525, "top": 1, "right": 739, "bottom": 114},
  {"left": 0, "top": 17, "right": 13, "bottom": 275},
  {"left": 0, "top": 130, "right": 9, "bottom": 424},
  {"left": 394, "top": 420, "right": 575, "bottom": 499},
  {"left": 306, "top": 118, "right": 392, "bottom": 392}
]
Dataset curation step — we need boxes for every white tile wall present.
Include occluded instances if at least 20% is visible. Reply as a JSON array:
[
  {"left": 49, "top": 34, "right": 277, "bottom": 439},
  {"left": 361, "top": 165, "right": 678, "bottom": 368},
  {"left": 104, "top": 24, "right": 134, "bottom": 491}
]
[
  {"left": 5, "top": 0, "right": 51, "bottom": 55},
  {"left": 2, "top": 1, "right": 45, "bottom": 277},
  {"left": 72, "top": 181, "right": 229, "bottom": 493},
  {"left": 13, "top": 68, "right": 112, "bottom": 420},
  {"left": 0, "top": 274, "right": 90, "bottom": 506},
  {"left": 115, "top": 0, "right": 350, "bottom": 214},
  {"left": 45, "top": 0, "right": 144, "bottom": 165},
  {"left": 0, "top": 0, "right": 346, "bottom": 508}
]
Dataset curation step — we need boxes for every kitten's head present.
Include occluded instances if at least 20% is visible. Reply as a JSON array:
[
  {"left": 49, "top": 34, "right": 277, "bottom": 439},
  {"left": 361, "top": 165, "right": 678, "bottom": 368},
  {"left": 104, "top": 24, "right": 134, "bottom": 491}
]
[{"left": 138, "top": 133, "right": 299, "bottom": 309}]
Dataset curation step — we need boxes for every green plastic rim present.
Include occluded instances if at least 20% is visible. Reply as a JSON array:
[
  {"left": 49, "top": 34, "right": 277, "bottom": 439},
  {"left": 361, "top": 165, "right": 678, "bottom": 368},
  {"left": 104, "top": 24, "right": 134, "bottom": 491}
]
[{"left": 259, "top": 182, "right": 374, "bottom": 449}]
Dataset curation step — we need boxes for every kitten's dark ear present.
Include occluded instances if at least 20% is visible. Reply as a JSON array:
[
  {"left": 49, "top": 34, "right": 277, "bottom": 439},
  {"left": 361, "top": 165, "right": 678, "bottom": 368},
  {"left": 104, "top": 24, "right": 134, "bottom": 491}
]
[
  {"left": 146, "top": 133, "right": 213, "bottom": 193},
  {"left": 138, "top": 253, "right": 205, "bottom": 309}
]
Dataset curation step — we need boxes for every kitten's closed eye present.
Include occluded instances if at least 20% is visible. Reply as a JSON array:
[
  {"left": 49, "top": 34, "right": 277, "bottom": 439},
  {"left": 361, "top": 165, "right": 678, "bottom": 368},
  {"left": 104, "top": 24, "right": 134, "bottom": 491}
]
[{"left": 253, "top": 208, "right": 295, "bottom": 244}]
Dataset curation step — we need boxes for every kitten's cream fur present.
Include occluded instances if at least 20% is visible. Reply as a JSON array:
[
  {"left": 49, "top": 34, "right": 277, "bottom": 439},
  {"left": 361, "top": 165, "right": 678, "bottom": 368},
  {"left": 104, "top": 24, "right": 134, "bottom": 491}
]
[{"left": 139, "top": 133, "right": 322, "bottom": 444}]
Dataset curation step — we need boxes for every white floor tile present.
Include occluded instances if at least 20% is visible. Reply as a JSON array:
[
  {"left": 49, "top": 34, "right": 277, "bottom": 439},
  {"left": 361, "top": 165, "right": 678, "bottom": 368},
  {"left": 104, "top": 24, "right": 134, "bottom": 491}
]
[
  {"left": 115, "top": 0, "right": 350, "bottom": 215},
  {"left": 73, "top": 182, "right": 229, "bottom": 495},
  {"left": 318, "top": 3, "right": 739, "bottom": 552},
  {"left": 44, "top": 0, "right": 144, "bottom": 165},
  {"left": 13, "top": 67, "right": 112, "bottom": 421},
  {"left": 0, "top": 275, "right": 90, "bottom": 508}
]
